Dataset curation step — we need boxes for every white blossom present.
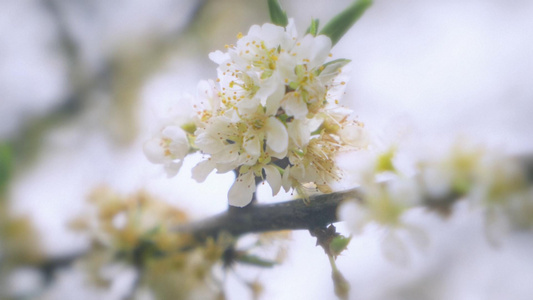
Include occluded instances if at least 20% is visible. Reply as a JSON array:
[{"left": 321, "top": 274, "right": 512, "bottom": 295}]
[
  {"left": 144, "top": 126, "right": 189, "bottom": 177},
  {"left": 145, "top": 18, "right": 368, "bottom": 206}
]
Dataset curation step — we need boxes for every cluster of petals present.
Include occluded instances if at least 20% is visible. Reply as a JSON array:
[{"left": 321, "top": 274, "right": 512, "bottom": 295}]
[
  {"left": 145, "top": 19, "right": 368, "bottom": 207},
  {"left": 339, "top": 142, "right": 533, "bottom": 264}
]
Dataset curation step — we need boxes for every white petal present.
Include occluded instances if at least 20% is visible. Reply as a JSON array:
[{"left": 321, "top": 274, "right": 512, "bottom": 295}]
[
  {"left": 247, "top": 24, "right": 261, "bottom": 37},
  {"left": 195, "top": 132, "right": 224, "bottom": 154},
  {"left": 196, "top": 79, "right": 220, "bottom": 111},
  {"left": 228, "top": 172, "right": 256, "bottom": 207},
  {"left": 260, "top": 23, "right": 286, "bottom": 49},
  {"left": 285, "top": 18, "right": 298, "bottom": 40},
  {"left": 191, "top": 160, "right": 216, "bottom": 183},
  {"left": 243, "top": 136, "right": 261, "bottom": 157},
  {"left": 287, "top": 119, "right": 310, "bottom": 148},
  {"left": 237, "top": 97, "right": 261, "bottom": 117},
  {"left": 215, "top": 161, "right": 239, "bottom": 173},
  {"left": 256, "top": 75, "right": 280, "bottom": 103},
  {"left": 212, "top": 144, "right": 240, "bottom": 163},
  {"left": 161, "top": 125, "right": 184, "bottom": 138},
  {"left": 164, "top": 161, "right": 183, "bottom": 178},
  {"left": 404, "top": 223, "right": 430, "bottom": 252},
  {"left": 309, "top": 35, "right": 332, "bottom": 67},
  {"left": 208, "top": 50, "right": 230, "bottom": 64},
  {"left": 143, "top": 137, "right": 167, "bottom": 164},
  {"left": 162, "top": 126, "right": 189, "bottom": 159},
  {"left": 264, "top": 165, "right": 282, "bottom": 196},
  {"left": 265, "top": 117, "right": 288, "bottom": 153},
  {"left": 339, "top": 123, "right": 369, "bottom": 148},
  {"left": 282, "top": 93, "right": 308, "bottom": 119},
  {"left": 337, "top": 200, "right": 367, "bottom": 235},
  {"left": 266, "top": 144, "right": 287, "bottom": 160},
  {"left": 265, "top": 82, "right": 285, "bottom": 116},
  {"left": 381, "top": 231, "right": 410, "bottom": 266},
  {"left": 282, "top": 166, "right": 292, "bottom": 192}
]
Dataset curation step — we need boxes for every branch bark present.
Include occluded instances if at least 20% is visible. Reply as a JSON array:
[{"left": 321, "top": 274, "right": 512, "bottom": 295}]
[{"left": 174, "top": 189, "right": 363, "bottom": 239}]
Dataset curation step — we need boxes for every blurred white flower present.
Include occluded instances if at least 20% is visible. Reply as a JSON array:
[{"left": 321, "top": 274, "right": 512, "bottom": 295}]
[{"left": 144, "top": 126, "right": 189, "bottom": 177}]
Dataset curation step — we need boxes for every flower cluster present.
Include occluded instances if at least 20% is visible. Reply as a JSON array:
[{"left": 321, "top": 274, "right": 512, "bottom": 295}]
[
  {"left": 145, "top": 20, "right": 368, "bottom": 206},
  {"left": 339, "top": 142, "right": 533, "bottom": 264},
  {"left": 71, "top": 187, "right": 290, "bottom": 300}
]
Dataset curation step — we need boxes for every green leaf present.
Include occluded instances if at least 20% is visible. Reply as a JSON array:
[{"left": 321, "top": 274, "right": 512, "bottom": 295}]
[
  {"left": 319, "top": 0, "right": 373, "bottom": 46},
  {"left": 268, "top": 0, "right": 288, "bottom": 27},
  {"left": 0, "top": 143, "right": 13, "bottom": 197},
  {"left": 306, "top": 18, "right": 320, "bottom": 36}
]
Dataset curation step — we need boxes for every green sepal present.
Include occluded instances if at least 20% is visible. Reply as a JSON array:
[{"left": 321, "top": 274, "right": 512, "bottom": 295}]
[
  {"left": 277, "top": 113, "right": 290, "bottom": 123},
  {"left": 329, "top": 235, "right": 351, "bottom": 257},
  {"left": 181, "top": 122, "right": 197, "bottom": 135},
  {"left": 306, "top": 18, "right": 320, "bottom": 36},
  {"left": 237, "top": 254, "right": 277, "bottom": 268},
  {"left": 319, "top": 0, "right": 373, "bottom": 46},
  {"left": 310, "top": 124, "right": 324, "bottom": 136},
  {"left": 261, "top": 69, "right": 274, "bottom": 79},
  {"left": 268, "top": 0, "right": 288, "bottom": 27},
  {"left": 375, "top": 148, "right": 396, "bottom": 173}
]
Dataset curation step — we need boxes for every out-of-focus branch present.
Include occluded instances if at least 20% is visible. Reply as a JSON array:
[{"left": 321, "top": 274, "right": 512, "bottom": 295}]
[
  {"left": 174, "top": 189, "right": 363, "bottom": 239},
  {"left": 176, "top": 153, "right": 533, "bottom": 240}
]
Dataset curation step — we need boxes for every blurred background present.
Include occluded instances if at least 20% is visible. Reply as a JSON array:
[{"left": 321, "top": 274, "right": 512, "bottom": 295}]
[{"left": 1, "top": 0, "right": 533, "bottom": 299}]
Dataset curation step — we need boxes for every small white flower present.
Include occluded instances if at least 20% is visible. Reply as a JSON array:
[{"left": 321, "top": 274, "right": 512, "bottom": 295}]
[
  {"left": 193, "top": 79, "right": 220, "bottom": 123},
  {"left": 144, "top": 126, "right": 189, "bottom": 177},
  {"left": 338, "top": 121, "right": 369, "bottom": 149}
]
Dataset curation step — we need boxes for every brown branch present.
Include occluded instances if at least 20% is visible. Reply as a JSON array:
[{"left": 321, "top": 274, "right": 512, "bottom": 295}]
[{"left": 174, "top": 189, "right": 363, "bottom": 240}]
